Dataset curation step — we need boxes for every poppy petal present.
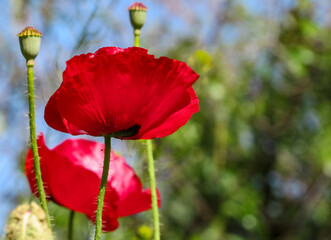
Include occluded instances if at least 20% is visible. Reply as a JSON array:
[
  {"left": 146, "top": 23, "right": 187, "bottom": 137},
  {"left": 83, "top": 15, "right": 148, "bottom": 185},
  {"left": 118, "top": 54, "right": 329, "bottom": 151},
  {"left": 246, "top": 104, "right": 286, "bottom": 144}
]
[
  {"left": 139, "top": 87, "right": 199, "bottom": 139},
  {"left": 45, "top": 47, "right": 199, "bottom": 139},
  {"left": 48, "top": 139, "right": 118, "bottom": 216},
  {"left": 108, "top": 154, "right": 161, "bottom": 217},
  {"left": 25, "top": 133, "right": 52, "bottom": 199},
  {"left": 117, "top": 188, "right": 161, "bottom": 217},
  {"left": 87, "top": 190, "right": 120, "bottom": 232},
  {"left": 25, "top": 133, "right": 158, "bottom": 232},
  {"left": 44, "top": 90, "right": 84, "bottom": 135}
]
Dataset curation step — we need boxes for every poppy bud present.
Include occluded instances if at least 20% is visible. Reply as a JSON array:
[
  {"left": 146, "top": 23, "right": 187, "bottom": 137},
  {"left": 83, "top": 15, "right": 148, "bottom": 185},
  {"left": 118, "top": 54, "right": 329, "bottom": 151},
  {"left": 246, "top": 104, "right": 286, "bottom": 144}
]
[
  {"left": 5, "top": 202, "right": 53, "bottom": 240},
  {"left": 17, "top": 27, "right": 42, "bottom": 63},
  {"left": 128, "top": 2, "right": 148, "bottom": 31}
]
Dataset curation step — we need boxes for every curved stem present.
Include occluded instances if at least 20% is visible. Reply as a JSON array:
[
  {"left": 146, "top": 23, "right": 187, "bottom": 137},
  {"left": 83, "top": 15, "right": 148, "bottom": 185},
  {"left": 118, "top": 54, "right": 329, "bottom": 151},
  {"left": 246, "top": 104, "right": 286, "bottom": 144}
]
[
  {"left": 27, "top": 60, "right": 52, "bottom": 229},
  {"left": 68, "top": 210, "right": 75, "bottom": 240},
  {"left": 94, "top": 135, "right": 111, "bottom": 240},
  {"left": 146, "top": 140, "right": 160, "bottom": 240}
]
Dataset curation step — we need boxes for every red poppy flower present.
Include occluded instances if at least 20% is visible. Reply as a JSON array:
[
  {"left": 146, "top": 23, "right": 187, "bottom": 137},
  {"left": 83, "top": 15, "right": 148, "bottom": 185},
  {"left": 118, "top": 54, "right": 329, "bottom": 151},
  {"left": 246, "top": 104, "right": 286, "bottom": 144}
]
[
  {"left": 44, "top": 47, "right": 199, "bottom": 139},
  {"left": 25, "top": 134, "right": 160, "bottom": 231}
]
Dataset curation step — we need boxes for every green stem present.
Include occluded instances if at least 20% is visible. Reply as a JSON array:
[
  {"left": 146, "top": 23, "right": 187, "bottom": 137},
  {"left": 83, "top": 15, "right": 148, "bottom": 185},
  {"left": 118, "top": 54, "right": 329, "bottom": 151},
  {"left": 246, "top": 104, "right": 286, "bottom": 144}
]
[
  {"left": 27, "top": 60, "right": 52, "bottom": 229},
  {"left": 133, "top": 27, "right": 161, "bottom": 240},
  {"left": 146, "top": 140, "right": 160, "bottom": 240},
  {"left": 68, "top": 211, "right": 75, "bottom": 240},
  {"left": 134, "top": 29, "right": 141, "bottom": 47},
  {"left": 94, "top": 135, "right": 111, "bottom": 240}
]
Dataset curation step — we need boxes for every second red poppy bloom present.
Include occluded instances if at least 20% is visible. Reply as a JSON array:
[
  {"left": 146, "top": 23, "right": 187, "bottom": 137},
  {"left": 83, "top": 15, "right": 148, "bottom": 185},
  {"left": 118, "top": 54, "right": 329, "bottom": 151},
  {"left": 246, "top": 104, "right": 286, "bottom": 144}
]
[
  {"left": 44, "top": 47, "right": 199, "bottom": 139},
  {"left": 25, "top": 134, "right": 160, "bottom": 231}
]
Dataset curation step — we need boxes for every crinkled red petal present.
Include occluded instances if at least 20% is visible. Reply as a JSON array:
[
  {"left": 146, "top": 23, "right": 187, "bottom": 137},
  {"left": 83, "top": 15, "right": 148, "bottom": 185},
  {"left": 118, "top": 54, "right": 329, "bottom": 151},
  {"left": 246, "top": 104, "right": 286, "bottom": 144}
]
[
  {"left": 45, "top": 47, "right": 199, "bottom": 138},
  {"left": 137, "top": 86, "right": 199, "bottom": 139},
  {"left": 44, "top": 90, "right": 83, "bottom": 135}
]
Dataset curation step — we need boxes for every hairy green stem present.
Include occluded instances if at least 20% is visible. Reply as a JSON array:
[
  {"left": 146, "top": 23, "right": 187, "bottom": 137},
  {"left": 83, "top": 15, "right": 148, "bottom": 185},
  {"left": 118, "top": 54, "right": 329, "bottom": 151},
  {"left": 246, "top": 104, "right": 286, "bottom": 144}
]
[
  {"left": 27, "top": 60, "right": 51, "bottom": 229},
  {"left": 94, "top": 135, "right": 111, "bottom": 240},
  {"left": 146, "top": 140, "right": 160, "bottom": 240},
  {"left": 133, "top": 29, "right": 161, "bottom": 240},
  {"left": 68, "top": 211, "right": 75, "bottom": 240}
]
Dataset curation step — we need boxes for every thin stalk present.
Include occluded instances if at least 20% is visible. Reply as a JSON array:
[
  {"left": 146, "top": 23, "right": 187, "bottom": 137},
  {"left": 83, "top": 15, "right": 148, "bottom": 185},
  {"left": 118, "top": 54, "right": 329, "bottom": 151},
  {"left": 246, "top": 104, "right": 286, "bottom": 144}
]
[
  {"left": 133, "top": 29, "right": 161, "bottom": 240},
  {"left": 146, "top": 140, "right": 160, "bottom": 240},
  {"left": 68, "top": 211, "right": 75, "bottom": 240},
  {"left": 94, "top": 135, "right": 111, "bottom": 240},
  {"left": 134, "top": 29, "right": 140, "bottom": 47},
  {"left": 27, "top": 60, "right": 51, "bottom": 229}
]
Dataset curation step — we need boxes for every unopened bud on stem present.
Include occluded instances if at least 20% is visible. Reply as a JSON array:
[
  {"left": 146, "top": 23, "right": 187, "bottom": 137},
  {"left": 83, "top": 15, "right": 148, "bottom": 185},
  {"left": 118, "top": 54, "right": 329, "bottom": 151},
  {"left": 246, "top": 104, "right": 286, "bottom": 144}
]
[
  {"left": 18, "top": 27, "right": 42, "bottom": 64},
  {"left": 128, "top": 2, "right": 148, "bottom": 30}
]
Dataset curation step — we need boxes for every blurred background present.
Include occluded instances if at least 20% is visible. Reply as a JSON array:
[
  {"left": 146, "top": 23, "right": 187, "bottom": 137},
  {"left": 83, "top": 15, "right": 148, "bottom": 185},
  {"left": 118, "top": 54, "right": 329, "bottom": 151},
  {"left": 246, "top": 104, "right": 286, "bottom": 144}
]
[{"left": 1, "top": 0, "right": 331, "bottom": 239}]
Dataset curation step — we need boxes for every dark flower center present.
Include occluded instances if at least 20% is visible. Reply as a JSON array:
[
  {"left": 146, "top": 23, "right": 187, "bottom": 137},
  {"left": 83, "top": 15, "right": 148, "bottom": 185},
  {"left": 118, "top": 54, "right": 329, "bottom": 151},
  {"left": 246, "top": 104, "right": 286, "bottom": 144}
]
[{"left": 112, "top": 124, "right": 141, "bottom": 138}]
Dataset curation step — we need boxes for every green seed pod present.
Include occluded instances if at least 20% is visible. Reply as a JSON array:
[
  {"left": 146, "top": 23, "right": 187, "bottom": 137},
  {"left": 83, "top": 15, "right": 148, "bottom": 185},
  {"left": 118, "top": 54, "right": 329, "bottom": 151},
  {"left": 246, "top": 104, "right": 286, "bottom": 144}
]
[
  {"left": 5, "top": 202, "right": 53, "bottom": 240},
  {"left": 128, "top": 2, "right": 148, "bottom": 30},
  {"left": 17, "top": 27, "right": 42, "bottom": 61}
]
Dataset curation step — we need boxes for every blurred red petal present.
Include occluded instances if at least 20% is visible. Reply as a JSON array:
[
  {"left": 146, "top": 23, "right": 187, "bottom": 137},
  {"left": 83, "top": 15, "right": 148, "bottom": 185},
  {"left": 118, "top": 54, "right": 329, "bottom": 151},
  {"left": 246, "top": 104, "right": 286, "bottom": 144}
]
[
  {"left": 25, "top": 133, "right": 52, "bottom": 199},
  {"left": 109, "top": 154, "right": 161, "bottom": 217},
  {"left": 25, "top": 133, "right": 159, "bottom": 232}
]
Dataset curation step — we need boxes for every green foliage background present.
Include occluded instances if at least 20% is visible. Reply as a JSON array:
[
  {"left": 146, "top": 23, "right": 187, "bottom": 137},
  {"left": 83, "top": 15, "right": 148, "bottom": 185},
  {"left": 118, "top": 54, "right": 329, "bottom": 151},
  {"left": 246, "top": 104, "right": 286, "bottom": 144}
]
[{"left": 1, "top": 0, "right": 331, "bottom": 239}]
